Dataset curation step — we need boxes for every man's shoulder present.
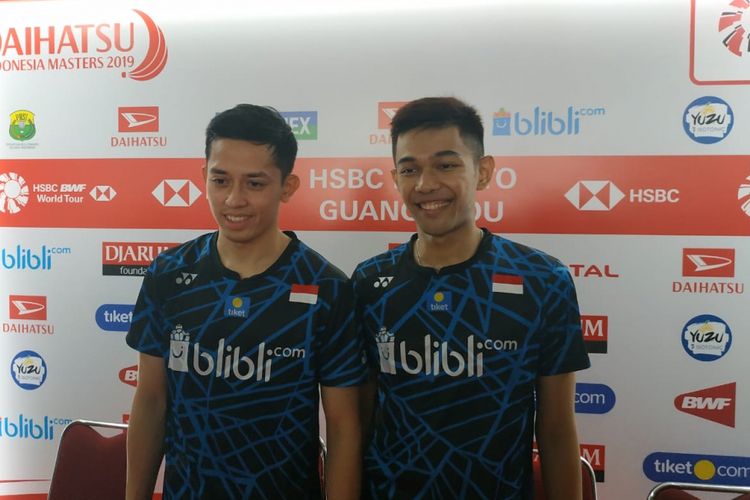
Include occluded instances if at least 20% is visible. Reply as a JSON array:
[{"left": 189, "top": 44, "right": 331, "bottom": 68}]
[
  {"left": 352, "top": 243, "right": 408, "bottom": 282},
  {"left": 150, "top": 232, "right": 214, "bottom": 275},
  {"left": 489, "top": 234, "right": 568, "bottom": 276},
  {"left": 293, "top": 238, "right": 347, "bottom": 282}
]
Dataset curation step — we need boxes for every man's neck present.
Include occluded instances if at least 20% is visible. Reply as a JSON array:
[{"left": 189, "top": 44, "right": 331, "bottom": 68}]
[
  {"left": 415, "top": 225, "right": 484, "bottom": 271},
  {"left": 216, "top": 229, "right": 290, "bottom": 279}
]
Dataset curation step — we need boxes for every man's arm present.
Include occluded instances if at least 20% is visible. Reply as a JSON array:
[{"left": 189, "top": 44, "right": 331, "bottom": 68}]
[
  {"left": 535, "top": 371, "right": 582, "bottom": 500},
  {"left": 126, "top": 352, "right": 167, "bottom": 500},
  {"left": 321, "top": 385, "right": 362, "bottom": 500}
]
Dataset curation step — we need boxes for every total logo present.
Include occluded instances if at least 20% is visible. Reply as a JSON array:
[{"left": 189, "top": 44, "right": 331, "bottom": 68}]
[
  {"left": 1, "top": 244, "right": 71, "bottom": 271},
  {"left": 101, "top": 241, "right": 179, "bottom": 277},
  {"left": 492, "top": 105, "right": 606, "bottom": 137},
  {"left": 10, "top": 350, "right": 47, "bottom": 390},
  {"left": 0, "top": 414, "right": 72, "bottom": 441},
  {"left": 280, "top": 111, "right": 318, "bottom": 140},
  {"left": 675, "top": 382, "right": 735, "bottom": 428},
  {"left": 580, "top": 315, "right": 608, "bottom": 354},
  {"left": 95, "top": 304, "right": 133, "bottom": 332},
  {"left": 673, "top": 248, "right": 743, "bottom": 295},
  {"left": 152, "top": 179, "right": 201, "bottom": 207},
  {"left": 569, "top": 264, "right": 620, "bottom": 278},
  {"left": 565, "top": 180, "right": 679, "bottom": 211},
  {"left": 644, "top": 452, "right": 750, "bottom": 487},
  {"left": 0, "top": 10, "right": 168, "bottom": 81},
  {"left": 575, "top": 383, "right": 616, "bottom": 414},
  {"left": 681, "top": 314, "right": 732, "bottom": 362},
  {"left": 0, "top": 172, "right": 29, "bottom": 214},
  {"left": 683, "top": 96, "right": 733, "bottom": 144},
  {"left": 119, "top": 365, "right": 138, "bottom": 387},
  {"left": 3, "top": 295, "right": 55, "bottom": 335},
  {"left": 369, "top": 101, "right": 407, "bottom": 144},
  {"left": 7, "top": 110, "right": 38, "bottom": 149},
  {"left": 111, "top": 106, "right": 167, "bottom": 148}
]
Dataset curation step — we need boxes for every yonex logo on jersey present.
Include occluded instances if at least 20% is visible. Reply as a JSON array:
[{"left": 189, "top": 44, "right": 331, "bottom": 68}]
[
  {"left": 427, "top": 292, "right": 451, "bottom": 312},
  {"left": 373, "top": 276, "right": 393, "bottom": 288},
  {"left": 175, "top": 272, "right": 197, "bottom": 285},
  {"left": 492, "top": 274, "right": 524, "bottom": 294},
  {"left": 224, "top": 296, "right": 250, "bottom": 318}
]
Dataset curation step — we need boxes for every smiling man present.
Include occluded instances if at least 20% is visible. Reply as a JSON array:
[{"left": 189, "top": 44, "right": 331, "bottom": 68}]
[
  {"left": 125, "top": 104, "right": 366, "bottom": 499},
  {"left": 353, "top": 97, "right": 590, "bottom": 499}
]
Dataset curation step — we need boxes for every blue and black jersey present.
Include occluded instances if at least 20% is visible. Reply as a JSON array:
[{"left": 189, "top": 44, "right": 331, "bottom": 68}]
[
  {"left": 353, "top": 229, "right": 590, "bottom": 500},
  {"left": 126, "top": 231, "right": 367, "bottom": 499}
]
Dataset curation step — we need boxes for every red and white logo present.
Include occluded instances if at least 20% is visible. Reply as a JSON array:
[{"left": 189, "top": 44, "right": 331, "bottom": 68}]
[
  {"left": 581, "top": 315, "right": 608, "bottom": 354},
  {"left": 289, "top": 284, "right": 319, "bottom": 305},
  {"left": 9, "top": 295, "right": 47, "bottom": 320},
  {"left": 378, "top": 101, "right": 407, "bottom": 129},
  {"left": 102, "top": 241, "right": 179, "bottom": 276},
  {"left": 682, "top": 248, "right": 735, "bottom": 277},
  {"left": 152, "top": 180, "right": 201, "bottom": 207},
  {"left": 739, "top": 175, "right": 750, "bottom": 216},
  {"left": 565, "top": 180, "right": 625, "bottom": 211},
  {"left": 0, "top": 172, "right": 29, "bottom": 214},
  {"left": 492, "top": 274, "right": 524, "bottom": 295},
  {"left": 89, "top": 185, "right": 117, "bottom": 202},
  {"left": 675, "top": 382, "right": 735, "bottom": 428},
  {"left": 580, "top": 444, "right": 606, "bottom": 482},
  {"left": 690, "top": 0, "right": 750, "bottom": 84},
  {"left": 119, "top": 365, "right": 138, "bottom": 387},
  {"left": 569, "top": 264, "right": 620, "bottom": 278},
  {"left": 718, "top": 1, "right": 750, "bottom": 57},
  {"left": 118, "top": 106, "right": 159, "bottom": 132}
]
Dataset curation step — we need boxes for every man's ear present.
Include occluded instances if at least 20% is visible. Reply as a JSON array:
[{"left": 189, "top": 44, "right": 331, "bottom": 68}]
[
  {"left": 281, "top": 173, "right": 300, "bottom": 202},
  {"left": 476, "top": 155, "right": 495, "bottom": 190}
]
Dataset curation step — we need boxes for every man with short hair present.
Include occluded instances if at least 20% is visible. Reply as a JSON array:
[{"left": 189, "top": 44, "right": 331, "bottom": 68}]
[
  {"left": 354, "top": 97, "right": 590, "bottom": 499},
  {"left": 126, "top": 104, "right": 366, "bottom": 499}
]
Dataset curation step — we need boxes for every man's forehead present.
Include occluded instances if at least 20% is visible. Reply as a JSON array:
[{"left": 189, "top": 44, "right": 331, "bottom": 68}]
[{"left": 395, "top": 126, "right": 470, "bottom": 159}]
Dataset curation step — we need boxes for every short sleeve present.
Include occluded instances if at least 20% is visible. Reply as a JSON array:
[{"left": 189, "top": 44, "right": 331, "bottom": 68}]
[
  {"left": 125, "top": 262, "right": 168, "bottom": 357},
  {"left": 317, "top": 278, "right": 368, "bottom": 387},
  {"left": 539, "top": 264, "right": 591, "bottom": 376}
]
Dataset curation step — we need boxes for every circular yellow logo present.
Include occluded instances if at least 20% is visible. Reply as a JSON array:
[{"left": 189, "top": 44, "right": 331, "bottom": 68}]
[
  {"left": 434, "top": 292, "right": 444, "bottom": 302},
  {"left": 232, "top": 297, "right": 244, "bottom": 308},
  {"left": 694, "top": 459, "right": 716, "bottom": 481}
]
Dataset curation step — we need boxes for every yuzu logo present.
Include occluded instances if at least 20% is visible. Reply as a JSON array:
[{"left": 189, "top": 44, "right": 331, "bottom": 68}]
[{"left": 644, "top": 452, "right": 750, "bottom": 486}]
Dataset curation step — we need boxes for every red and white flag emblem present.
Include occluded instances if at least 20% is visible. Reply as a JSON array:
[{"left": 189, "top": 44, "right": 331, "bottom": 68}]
[
  {"left": 289, "top": 284, "right": 319, "bottom": 304},
  {"left": 492, "top": 274, "right": 523, "bottom": 295}
]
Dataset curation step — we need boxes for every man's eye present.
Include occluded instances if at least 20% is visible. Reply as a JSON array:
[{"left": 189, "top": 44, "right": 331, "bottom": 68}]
[
  {"left": 399, "top": 168, "right": 416, "bottom": 176},
  {"left": 211, "top": 178, "right": 227, "bottom": 185}
]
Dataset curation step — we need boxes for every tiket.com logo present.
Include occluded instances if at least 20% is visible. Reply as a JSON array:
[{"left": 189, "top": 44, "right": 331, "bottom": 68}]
[
  {"left": 739, "top": 175, "right": 750, "bottom": 216},
  {"left": 718, "top": 1, "right": 750, "bottom": 57},
  {"left": 580, "top": 444, "right": 606, "bottom": 482},
  {"left": 9, "top": 295, "right": 46, "bottom": 320},
  {"left": 0, "top": 10, "right": 168, "bottom": 81},
  {"left": 675, "top": 382, "right": 736, "bottom": 428},
  {"left": 681, "top": 314, "right": 732, "bottom": 361},
  {"left": 427, "top": 291, "right": 451, "bottom": 312},
  {"left": 152, "top": 180, "right": 201, "bottom": 207},
  {"left": 224, "top": 296, "right": 250, "bottom": 318},
  {"left": 95, "top": 304, "right": 133, "bottom": 332},
  {"left": 581, "top": 315, "right": 608, "bottom": 354},
  {"left": 683, "top": 96, "right": 733, "bottom": 144},
  {"left": 101, "top": 241, "right": 178, "bottom": 277},
  {"left": 118, "top": 106, "right": 158, "bottom": 132},
  {"left": 575, "top": 383, "right": 616, "bottom": 414},
  {"left": 11, "top": 350, "right": 47, "bottom": 390},
  {"left": 9, "top": 110, "right": 36, "bottom": 141},
  {"left": 89, "top": 185, "right": 117, "bottom": 202},
  {"left": 119, "top": 365, "right": 138, "bottom": 387},
  {"left": 644, "top": 452, "right": 750, "bottom": 487},
  {"left": 280, "top": 111, "right": 317, "bottom": 140},
  {"left": 0, "top": 172, "right": 29, "bottom": 214},
  {"left": 491, "top": 105, "right": 605, "bottom": 136}
]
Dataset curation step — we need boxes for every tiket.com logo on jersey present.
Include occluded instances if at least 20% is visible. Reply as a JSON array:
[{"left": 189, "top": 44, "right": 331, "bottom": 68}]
[
  {"left": 675, "top": 382, "right": 736, "bottom": 428},
  {"left": 565, "top": 180, "right": 680, "bottom": 211},
  {"left": 681, "top": 314, "right": 732, "bottom": 362},
  {"left": 3, "top": 295, "right": 54, "bottom": 335},
  {"left": 644, "top": 452, "right": 750, "bottom": 487},
  {"left": 166, "top": 325, "right": 304, "bottom": 382},
  {"left": 673, "top": 248, "right": 743, "bottom": 295},
  {"left": 280, "top": 111, "right": 317, "bottom": 140},
  {"left": 375, "top": 327, "right": 518, "bottom": 377},
  {"left": 0, "top": 10, "right": 168, "bottom": 81},
  {"left": 1, "top": 244, "right": 70, "bottom": 271},
  {"left": 427, "top": 291, "right": 451, "bottom": 312},
  {"left": 492, "top": 105, "right": 605, "bottom": 136},
  {"left": 101, "top": 241, "right": 178, "bottom": 277},
  {"left": 683, "top": 97, "right": 733, "bottom": 144},
  {"left": 224, "top": 296, "right": 250, "bottom": 318},
  {"left": 111, "top": 106, "right": 167, "bottom": 148}
]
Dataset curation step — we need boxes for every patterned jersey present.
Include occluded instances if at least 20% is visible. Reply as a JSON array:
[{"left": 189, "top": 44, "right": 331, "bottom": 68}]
[
  {"left": 126, "top": 231, "right": 367, "bottom": 499},
  {"left": 353, "top": 230, "right": 590, "bottom": 500}
]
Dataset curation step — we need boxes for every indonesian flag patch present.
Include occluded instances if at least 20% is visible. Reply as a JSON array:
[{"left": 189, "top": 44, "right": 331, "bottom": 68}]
[
  {"left": 289, "top": 284, "right": 319, "bottom": 304},
  {"left": 492, "top": 274, "right": 524, "bottom": 295}
]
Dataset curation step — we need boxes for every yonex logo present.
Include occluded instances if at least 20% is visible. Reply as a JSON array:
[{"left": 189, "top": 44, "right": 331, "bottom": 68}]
[
  {"left": 118, "top": 107, "right": 159, "bottom": 132},
  {"left": 152, "top": 179, "right": 201, "bottom": 207},
  {"left": 89, "top": 185, "right": 117, "bottom": 202},
  {"left": 739, "top": 176, "right": 750, "bottom": 216},
  {"left": 374, "top": 276, "right": 393, "bottom": 288},
  {"left": 176, "top": 272, "right": 197, "bottom": 285},
  {"left": 0, "top": 172, "right": 29, "bottom": 214},
  {"left": 565, "top": 180, "right": 625, "bottom": 211}
]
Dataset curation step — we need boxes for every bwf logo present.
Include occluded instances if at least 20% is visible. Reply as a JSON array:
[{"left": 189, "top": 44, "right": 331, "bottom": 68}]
[{"left": 675, "top": 382, "right": 735, "bottom": 427}]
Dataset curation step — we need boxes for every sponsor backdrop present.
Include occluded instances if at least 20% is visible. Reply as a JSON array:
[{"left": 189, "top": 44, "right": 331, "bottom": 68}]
[{"left": 1, "top": 0, "right": 748, "bottom": 498}]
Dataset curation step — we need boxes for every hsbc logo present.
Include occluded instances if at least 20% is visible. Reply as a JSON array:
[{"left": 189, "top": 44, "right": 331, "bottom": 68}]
[
  {"left": 152, "top": 180, "right": 201, "bottom": 207},
  {"left": 119, "top": 365, "right": 138, "bottom": 387},
  {"left": 565, "top": 181, "right": 624, "bottom": 211},
  {"left": 683, "top": 248, "right": 734, "bottom": 277},
  {"left": 89, "top": 185, "right": 117, "bottom": 202},
  {"left": 581, "top": 315, "right": 608, "bottom": 354},
  {"left": 675, "top": 382, "right": 736, "bottom": 428},
  {"left": 118, "top": 107, "right": 159, "bottom": 132},
  {"left": 9, "top": 295, "right": 46, "bottom": 320}
]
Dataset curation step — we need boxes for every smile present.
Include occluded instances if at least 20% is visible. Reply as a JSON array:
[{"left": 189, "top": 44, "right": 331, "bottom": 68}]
[
  {"left": 418, "top": 200, "right": 450, "bottom": 210},
  {"left": 224, "top": 214, "right": 250, "bottom": 222}
]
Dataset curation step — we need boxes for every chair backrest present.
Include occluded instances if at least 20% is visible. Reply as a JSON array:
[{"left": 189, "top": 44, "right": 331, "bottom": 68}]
[
  {"left": 48, "top": 419, "right": 128, "bottom": 500},
  {"left": 532, "top": 449, "right": 598, "bottom": 500},
  {"left": 648, "top": 482, "right": 750, "bottom": 500}
]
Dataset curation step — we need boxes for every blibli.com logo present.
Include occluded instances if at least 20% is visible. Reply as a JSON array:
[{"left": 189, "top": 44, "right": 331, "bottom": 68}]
[
  {"left": 0, "top": 414, "right": 71, "bottom": 440},
  {"left": 427, "top": 291, "right": 451, "bottom": 312},
  {"left": 575, "top": 383, "right": 616, "bottom": 414},
  {"left": 492, "top": 106, "right": 605, "bottom": 136},
  {"left": 1, "top": 245, "right": 71, "bottom": 270},
  {"left": 644, "top": 452, "right": 750, "bottom": 487}
]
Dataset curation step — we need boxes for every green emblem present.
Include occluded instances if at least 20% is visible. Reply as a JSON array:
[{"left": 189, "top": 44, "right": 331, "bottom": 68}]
[{"left": 9, "top": 110, "right": 36, "bottom": 141}]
